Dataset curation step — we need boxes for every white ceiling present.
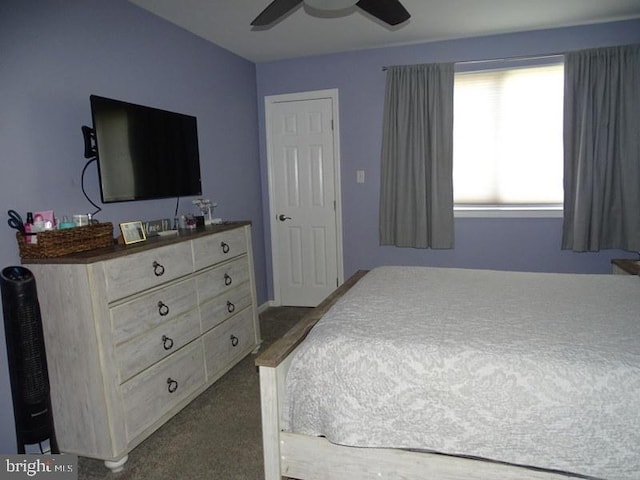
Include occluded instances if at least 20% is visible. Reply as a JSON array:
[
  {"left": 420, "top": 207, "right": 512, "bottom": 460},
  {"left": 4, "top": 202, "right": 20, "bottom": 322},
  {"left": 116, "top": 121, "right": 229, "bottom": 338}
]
[{"left": 128, "top": 0, "right": 640, "bottom": 63}]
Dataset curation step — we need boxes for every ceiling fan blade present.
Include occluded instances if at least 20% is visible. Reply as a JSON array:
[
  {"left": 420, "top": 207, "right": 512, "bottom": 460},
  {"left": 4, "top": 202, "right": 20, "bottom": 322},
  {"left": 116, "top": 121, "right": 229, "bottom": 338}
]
[
  {"left": 356, "top": 0, "right": 410, "bottom": 26},
  {"left": 251, "top": 0, "right": 304, "bottom": 26}
]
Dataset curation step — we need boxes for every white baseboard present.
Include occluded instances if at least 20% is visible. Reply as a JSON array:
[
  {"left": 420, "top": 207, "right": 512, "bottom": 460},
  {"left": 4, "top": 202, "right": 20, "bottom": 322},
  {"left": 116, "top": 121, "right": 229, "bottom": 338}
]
[{"left": 257, "top": 300, "right": 278, "bottom": 313}]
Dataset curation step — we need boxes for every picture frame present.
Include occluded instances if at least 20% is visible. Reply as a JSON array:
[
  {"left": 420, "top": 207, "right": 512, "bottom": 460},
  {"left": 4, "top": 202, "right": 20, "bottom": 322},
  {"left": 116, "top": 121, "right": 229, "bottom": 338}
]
[{"left": 119, "top": 221, "right": 147, "bottom": 245}]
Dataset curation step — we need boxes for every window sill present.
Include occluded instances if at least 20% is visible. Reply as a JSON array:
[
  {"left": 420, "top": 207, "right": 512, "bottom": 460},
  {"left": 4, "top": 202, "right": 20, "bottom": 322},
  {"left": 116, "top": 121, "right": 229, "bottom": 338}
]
[{"left": 454, "top": 206, "right": 563, "bottom": 218}]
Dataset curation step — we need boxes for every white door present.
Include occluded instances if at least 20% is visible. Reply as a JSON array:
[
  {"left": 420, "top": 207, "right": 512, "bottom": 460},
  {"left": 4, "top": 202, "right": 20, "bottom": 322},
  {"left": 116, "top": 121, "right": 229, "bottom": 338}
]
[{"left": 266, "top": 90, "right": 343, "bottom": 307}]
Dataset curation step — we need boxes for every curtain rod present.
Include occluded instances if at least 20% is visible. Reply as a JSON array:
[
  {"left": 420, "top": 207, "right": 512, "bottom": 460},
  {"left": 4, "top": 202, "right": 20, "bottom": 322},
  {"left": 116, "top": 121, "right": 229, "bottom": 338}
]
[{"left": 381, "top": 53, "right": 564, "bottom": 71}]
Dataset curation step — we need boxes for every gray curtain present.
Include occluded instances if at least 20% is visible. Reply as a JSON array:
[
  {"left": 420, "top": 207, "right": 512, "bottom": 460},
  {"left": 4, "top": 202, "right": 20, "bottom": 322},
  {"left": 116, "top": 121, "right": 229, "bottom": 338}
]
[
  {"left": 379, "top": 63, "right": 454, "bottom": 248},
  {"left": 562, "top": 44, "right": 640, "bottom": 252}
]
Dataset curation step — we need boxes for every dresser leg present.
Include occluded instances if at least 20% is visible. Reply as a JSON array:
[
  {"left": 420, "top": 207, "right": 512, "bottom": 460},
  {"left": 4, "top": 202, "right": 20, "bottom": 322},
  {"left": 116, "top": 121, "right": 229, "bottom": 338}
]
[{"left": 104, "top": 455, "right": 128, "bottom": 473}]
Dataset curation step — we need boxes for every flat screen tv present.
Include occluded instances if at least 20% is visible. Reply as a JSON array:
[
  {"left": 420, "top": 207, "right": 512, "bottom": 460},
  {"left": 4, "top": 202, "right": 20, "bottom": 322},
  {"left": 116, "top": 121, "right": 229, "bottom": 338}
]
[{"left": 89, "top": 95, "right": 202, "bottom": 203}]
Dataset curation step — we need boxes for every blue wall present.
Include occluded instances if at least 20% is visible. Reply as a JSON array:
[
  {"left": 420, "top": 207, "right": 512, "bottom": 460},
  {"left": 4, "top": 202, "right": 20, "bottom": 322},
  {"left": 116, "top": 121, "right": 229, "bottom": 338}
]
[
  {"left": 0, "top": 0, "right": 263, "bottom": 453},
  {"left": 256, "top": 20, "right": 640, "bottom": 299}
]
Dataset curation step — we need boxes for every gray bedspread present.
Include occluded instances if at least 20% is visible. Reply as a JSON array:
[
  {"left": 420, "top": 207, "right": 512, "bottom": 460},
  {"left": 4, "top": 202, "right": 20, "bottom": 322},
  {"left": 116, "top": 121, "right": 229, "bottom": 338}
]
[{"left": 284, "top": 266, "right": 640, "bottom": 479}]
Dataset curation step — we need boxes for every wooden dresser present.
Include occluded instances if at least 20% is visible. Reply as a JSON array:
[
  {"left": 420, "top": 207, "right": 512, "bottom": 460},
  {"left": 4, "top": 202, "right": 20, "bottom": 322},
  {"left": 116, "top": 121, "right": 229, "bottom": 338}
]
[{"left": 24, "top": 222, "right": 260, "bottom": 471}]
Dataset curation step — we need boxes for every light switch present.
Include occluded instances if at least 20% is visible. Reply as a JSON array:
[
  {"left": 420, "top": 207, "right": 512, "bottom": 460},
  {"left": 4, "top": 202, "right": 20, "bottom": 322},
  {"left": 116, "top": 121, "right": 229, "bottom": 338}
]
[{"left": 356, "top": 169, "right": 365, "bottom": 184}]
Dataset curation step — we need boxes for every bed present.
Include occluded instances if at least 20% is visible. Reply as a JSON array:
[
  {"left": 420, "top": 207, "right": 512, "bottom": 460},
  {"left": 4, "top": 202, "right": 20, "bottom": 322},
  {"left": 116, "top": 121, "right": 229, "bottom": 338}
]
[{"left": 255, "top": 266, "right": 640, "bottom": 480}]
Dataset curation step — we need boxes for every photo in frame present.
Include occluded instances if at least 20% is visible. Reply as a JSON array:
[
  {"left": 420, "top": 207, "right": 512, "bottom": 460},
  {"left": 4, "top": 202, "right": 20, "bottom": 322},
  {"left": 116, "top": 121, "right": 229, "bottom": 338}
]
[{"left": 119, "top": 221, "right": 147, "bottom": 245}]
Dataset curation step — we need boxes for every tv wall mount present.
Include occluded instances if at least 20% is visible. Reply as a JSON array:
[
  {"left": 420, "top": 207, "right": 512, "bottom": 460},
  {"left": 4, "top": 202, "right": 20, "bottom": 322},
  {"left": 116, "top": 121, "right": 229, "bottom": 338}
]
[{"left": 81, "top": 126, "right": 97, "bottom": 159}]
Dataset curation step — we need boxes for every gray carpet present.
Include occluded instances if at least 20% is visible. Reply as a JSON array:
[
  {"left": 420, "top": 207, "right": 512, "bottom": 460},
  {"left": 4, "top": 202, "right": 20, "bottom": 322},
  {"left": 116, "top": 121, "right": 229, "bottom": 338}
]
[{"left": 77, "top": 306, "right": 310, "bottom": 480}]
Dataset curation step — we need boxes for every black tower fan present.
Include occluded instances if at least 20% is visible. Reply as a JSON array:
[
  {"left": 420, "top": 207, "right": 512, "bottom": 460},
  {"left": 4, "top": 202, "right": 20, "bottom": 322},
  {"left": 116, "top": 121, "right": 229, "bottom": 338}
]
[{"left": 1, "top": 266, "right": 58, "bottom": 453}]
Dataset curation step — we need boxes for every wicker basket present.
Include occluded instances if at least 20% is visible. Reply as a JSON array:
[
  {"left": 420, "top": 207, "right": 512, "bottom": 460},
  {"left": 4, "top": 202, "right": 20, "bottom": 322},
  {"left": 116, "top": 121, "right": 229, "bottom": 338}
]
[{"left": 17, "top": 222, "right": 114, "bottom": 259}]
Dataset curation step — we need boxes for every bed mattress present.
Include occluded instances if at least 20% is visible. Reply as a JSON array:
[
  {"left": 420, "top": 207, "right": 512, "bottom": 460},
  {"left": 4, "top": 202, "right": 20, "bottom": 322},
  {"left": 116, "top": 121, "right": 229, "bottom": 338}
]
[{"left": 283, "top": 266, "right": 640, "bottom": 479}]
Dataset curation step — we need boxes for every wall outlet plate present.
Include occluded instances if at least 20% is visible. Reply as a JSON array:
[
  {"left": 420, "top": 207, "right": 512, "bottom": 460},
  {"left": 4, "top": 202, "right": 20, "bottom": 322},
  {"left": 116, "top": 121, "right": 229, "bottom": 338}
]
[{"left": 144, "top": 218, "right": 171, "bottom": 236}]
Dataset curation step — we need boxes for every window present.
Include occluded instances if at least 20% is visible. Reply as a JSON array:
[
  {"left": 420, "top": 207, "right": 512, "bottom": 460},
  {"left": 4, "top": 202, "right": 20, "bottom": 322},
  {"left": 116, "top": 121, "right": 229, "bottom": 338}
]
[{"left": 453, "top": 62, "right": 564, "bottom": 214}]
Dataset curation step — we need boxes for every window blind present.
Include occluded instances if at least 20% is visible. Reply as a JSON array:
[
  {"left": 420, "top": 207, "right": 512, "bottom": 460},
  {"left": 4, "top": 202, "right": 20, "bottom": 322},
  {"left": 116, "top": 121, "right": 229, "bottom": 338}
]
[{"left": 453, "top": 64, "right": 564, "bottom": 206}]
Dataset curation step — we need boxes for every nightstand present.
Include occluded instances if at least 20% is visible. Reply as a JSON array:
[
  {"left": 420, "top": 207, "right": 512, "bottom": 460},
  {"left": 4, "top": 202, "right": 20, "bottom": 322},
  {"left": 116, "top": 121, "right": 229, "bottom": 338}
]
[{"left": 611, "top": 258, "right": 640, "bottom": 275}]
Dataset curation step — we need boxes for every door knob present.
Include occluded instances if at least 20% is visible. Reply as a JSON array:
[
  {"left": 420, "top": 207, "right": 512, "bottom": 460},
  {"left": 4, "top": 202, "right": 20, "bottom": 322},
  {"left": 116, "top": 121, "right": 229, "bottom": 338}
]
[{"left": 278, "top": 214, "right": 292, "bottom": 221}]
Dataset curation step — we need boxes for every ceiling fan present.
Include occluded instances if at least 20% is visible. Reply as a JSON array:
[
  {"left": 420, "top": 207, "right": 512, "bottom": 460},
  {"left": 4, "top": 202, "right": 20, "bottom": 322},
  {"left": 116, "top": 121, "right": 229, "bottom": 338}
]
[{"left": 251, "top": 0, "right": 411, "bottom": 27}]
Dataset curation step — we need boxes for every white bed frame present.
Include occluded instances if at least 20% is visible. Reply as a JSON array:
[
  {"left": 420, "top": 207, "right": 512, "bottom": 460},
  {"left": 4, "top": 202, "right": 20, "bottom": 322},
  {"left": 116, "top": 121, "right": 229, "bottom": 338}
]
[{"left": 255, "top": 271, "right": 581, "bottom": 480}]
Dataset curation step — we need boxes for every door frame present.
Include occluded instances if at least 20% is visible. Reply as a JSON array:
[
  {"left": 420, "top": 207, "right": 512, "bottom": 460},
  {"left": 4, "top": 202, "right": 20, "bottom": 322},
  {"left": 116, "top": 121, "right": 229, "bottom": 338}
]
[{"left": 265, "top": 88, "right": 344, "bottom": 306}]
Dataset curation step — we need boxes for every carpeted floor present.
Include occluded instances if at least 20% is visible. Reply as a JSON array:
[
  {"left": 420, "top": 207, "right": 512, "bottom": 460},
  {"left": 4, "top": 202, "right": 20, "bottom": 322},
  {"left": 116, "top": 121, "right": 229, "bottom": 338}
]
[{"left": 77, "top": 306, "right": 310, "bottom": 480}]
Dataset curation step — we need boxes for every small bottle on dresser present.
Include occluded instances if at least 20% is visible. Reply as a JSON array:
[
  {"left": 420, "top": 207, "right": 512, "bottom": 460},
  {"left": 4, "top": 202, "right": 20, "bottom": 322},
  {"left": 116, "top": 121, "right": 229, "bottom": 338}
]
[{"left": 24, "top": 212, "right": 36, "bottom": 244}]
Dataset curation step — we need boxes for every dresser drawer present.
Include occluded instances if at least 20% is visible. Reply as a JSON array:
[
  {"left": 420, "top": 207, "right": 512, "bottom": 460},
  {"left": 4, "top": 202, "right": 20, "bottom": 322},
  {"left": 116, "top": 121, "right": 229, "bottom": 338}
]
[
  {"left": 111, "top": 278, "right": 198, "bottom": 345},
  {"left": 203, "top": 307, "right": 255, "bottom": 382},
  {"left": 104, "top": 242, "right": 194, "bottom": 303},
  {"left": 116, "top": 309, "right": 201, "bottom": 383},
  {"left": 200, "top": 283, "right": 253, "bottom": 333},
  {"left": 192, "top": 227, "right": 247, "bottom": 271},
  {"left": 122, "top": 340, "right": 205, "bottom": 443},
  {"left": 196, "top": 256, "right": 250, "bottom": 306}
]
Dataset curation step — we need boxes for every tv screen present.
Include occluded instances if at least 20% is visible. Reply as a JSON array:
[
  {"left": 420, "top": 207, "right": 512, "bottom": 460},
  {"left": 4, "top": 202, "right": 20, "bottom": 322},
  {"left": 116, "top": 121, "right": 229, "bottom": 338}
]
[{"left": 90, "top": 95, "right": 202, "bottom": 203}]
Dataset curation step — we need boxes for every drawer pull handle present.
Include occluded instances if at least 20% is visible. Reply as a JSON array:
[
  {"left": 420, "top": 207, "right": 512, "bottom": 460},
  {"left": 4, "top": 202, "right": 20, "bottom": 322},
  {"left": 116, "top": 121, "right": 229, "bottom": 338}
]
[
  {"left": 167, "top": 378, "right": 178, "bottom": 393},
  {"left": 230, "top": 335, "right": 239, "bottom": 347},
  {"left": 227, "top": 301, "right": 235, "bottom": 313},
  {"left": 158, "top": 301, "right": 170, "bottom": 316},
  {"left": 162, "top": 335, "right": 174, "bottom": 350},
  {"left": 221, "top": 242, "right": 230, "bottom": 254},
  {"left": 152, "top": 261, "right": 165, "bottom": 277},
  {"left": 224, "top": 273, "right": 232, "bottom": 286}
]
